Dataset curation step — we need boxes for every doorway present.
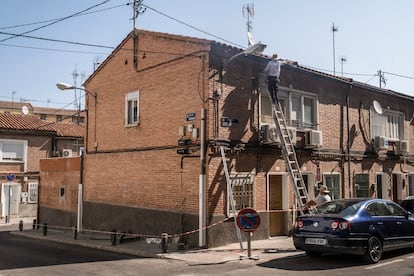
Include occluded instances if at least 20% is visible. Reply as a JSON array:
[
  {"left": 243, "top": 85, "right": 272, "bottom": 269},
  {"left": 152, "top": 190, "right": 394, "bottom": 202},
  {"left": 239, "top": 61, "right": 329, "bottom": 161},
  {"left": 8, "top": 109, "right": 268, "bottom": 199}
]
[
  {"left": 1, "top": 183, "right": 21, "bottom": 217},
  {"left": 268, "top": 174, "right": 288, "bottom": 236}
]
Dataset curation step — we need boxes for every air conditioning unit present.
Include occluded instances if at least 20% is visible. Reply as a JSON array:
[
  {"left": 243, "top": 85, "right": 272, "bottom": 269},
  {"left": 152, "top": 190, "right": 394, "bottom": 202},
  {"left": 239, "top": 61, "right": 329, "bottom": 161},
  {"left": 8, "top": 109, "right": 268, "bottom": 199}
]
[
  {"left": 264, "top": 125, "right": 280, "bottom": 143},
  {"left": 305, "top": 130, "right": 323, "bottom": 148},
  {"left": 395, "top": 140, "right": 409, "bottom": 154},
  {"left": 62, "top": 149, "right": 73, "bottom": 157},
  {"left": 374, "top": 136, "right": 388, "bottom": 151},
  {"left": 261, "top": 125, "right": 296, "bottom": 145}
]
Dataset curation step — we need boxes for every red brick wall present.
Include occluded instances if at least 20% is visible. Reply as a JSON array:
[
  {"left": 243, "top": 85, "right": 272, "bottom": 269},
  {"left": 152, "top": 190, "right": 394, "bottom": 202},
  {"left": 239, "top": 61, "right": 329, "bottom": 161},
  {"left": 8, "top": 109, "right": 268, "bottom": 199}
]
[
  {"left": 39, "top": 157, "right": 80, "bottom": 212},
  {"left": 84, "top": 31, "right": 209, "bottom": 214}
]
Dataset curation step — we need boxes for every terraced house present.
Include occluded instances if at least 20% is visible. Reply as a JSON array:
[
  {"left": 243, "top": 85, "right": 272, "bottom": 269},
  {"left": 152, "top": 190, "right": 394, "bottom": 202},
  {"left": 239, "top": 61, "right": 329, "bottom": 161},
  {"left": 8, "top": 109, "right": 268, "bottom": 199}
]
[
  {"left": 0, "top": 113, "right": 84, "bottom": 220},
  {"left": 39, "top": 29, "right": 414, "bottom": 248}
]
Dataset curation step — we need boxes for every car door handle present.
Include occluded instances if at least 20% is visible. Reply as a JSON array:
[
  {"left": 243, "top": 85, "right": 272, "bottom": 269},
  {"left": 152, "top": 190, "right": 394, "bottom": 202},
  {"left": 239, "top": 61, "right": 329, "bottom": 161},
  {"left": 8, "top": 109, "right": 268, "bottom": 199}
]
[
  {"left": 396, "top": 221, "right": 402, "bottom": 225},
  {"left": 376, "top": 222, "right": 384, "bottom": 225}
]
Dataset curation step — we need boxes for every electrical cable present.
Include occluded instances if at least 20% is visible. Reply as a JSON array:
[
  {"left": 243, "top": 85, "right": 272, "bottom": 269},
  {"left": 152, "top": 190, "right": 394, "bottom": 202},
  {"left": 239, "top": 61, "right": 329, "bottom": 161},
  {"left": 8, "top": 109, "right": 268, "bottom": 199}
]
[
  {"left": 0, "top": 0, "right": 111, "bottom": 43},
  {"left": 0, "top": 3, "right": 128, "bottom": 30},
  {"left": 141, "top": 3, "right": 244, "bottom": 48}
]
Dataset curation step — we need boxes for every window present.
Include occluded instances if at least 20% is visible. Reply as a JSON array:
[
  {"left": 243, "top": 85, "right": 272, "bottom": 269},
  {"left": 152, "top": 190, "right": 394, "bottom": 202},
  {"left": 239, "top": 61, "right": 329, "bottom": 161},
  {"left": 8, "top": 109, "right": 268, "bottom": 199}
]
[
  {"left": 40, "top": 114, "right": 47, "bottom": 120},
  {"left": 259, "top": 86, "right": 317, "bottom": 130},
  {"left": 60, "top": 186, "right": 65, "bottom": 199},
  {"left": 408, "top": 174, "right": 414, "bottom": 197},
  {"left": 367, "top": 202, "right": 389, "bottom": 216},
  {"left": 371, "top": 109, "right": 403, "bottom": 140},
  {"left": 125, "top": 91, "right": 139, "bottom": 126},
  {"left": 28, "top": 183, "right": 38, "bottom": 203},
  {"left": 385, "top": 202, "right": 406, "bottom": 216},
  {"left": 229, "top": 173, "right": 254, "bottom": 212},
  {"left": 323, "top": 173, "right": 341, "bottom": 200},
  {"left": 0, "top": 139, "right": 27, "bottom": 162},
  {"left": 355, "top": 174, "right": 370, "bottom": 197},
  {"left": 290, "top": 93, "right": 316, "bottom": 128},
  {"left": 56, "top": 115, "right": 62, "bottom": 122}
]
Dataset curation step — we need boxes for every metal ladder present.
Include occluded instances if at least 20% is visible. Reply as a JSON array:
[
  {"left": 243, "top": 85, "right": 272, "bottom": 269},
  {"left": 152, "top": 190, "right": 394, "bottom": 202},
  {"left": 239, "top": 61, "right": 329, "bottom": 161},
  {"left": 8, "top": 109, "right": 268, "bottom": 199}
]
[
  {"left": 219, "top": 145, "right": 243, "bottom": 251},
  {"left": 268, "top": 96, "right": 310, "bottom": 215}
]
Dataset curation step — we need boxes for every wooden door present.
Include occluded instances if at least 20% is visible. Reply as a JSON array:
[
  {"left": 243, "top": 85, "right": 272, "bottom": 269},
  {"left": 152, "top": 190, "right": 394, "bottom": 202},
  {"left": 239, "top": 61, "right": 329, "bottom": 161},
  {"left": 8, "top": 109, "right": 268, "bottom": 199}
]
[{"left": 269, "top": 175, "right": 284, "bottom": 236}]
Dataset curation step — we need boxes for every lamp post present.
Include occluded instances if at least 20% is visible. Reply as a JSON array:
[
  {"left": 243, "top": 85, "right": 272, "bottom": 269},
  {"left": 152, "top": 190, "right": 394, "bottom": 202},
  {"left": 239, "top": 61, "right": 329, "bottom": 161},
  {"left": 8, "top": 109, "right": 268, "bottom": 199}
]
[{"left": 56, "top": 82, "right": 97, "bottom": 233}]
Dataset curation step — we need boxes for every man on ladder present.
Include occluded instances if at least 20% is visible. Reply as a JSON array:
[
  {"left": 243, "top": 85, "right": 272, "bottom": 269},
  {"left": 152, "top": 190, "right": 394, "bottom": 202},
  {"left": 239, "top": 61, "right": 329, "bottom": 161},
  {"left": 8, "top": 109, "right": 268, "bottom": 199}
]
[{"left": 263, "top": 53, "right": 285, "bottom": 103}]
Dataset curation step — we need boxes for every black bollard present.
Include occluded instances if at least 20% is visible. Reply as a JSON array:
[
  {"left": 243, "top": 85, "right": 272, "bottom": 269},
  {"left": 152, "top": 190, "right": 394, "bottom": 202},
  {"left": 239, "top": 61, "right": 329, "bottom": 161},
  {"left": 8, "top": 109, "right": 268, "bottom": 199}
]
[
  {"left": 73, "top": 226, "right": 78, "bottom": 240},
  {"left": 33, "top": 219, "right": 37, "bottom": 230},
  {"left": 18, "top": 220, "right": 23, "bottom": 231},
  {"left": 161, "top": 233, "right": 168, "bottom": 253},
  {"left": 43, "top": 223, "right": 48, "bottom": 236},
  {"left": 110, "top": 229, "right": 117, "bottom": 245}
]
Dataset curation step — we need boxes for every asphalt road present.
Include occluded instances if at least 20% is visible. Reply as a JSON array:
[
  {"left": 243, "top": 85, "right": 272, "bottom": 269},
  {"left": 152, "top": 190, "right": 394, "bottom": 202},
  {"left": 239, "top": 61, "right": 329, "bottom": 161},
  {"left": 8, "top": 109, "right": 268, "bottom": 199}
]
[
  {"left": 0, "top": 231, "right": 136, "bottom": 270},
  {"left": 1, "top": 230, "right": 413, "bottom": 275}
]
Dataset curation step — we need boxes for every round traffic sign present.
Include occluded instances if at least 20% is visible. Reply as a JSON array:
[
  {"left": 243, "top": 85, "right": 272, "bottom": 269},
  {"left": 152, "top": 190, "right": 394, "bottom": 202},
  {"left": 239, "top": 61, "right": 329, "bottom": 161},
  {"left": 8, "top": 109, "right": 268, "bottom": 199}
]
[
  {"left": 236, "top": 208, "right": 261, "bottom": 232},
  {"left": 6, "top": 173, "right": 15, "bottom": 182}
]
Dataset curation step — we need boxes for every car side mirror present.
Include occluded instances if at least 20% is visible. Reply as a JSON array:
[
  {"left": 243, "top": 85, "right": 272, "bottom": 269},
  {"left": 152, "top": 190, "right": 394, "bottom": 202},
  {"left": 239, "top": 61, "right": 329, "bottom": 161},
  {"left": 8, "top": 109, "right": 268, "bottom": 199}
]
[{"left": 405, "top": 211, "right": 412, "bottom": 219}]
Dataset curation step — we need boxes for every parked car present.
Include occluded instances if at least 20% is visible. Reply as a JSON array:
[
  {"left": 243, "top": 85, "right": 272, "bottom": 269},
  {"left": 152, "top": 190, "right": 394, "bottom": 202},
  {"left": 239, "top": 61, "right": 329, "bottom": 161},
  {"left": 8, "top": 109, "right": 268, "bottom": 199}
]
[
  {"left": 293, "top": 198, "right": 414, "bottom": 263},
  {"left": 400, "top": 197, "right": 414, "bottom": 214}
]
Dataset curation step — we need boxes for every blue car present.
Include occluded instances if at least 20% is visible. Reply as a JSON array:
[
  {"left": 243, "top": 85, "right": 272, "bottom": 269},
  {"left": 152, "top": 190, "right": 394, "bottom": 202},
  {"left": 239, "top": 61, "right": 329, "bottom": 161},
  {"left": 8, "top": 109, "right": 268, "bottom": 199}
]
[
  {"left": 400, "top": 197, "right": 414, "bottom": 214},
  {"left": 293, "top": 198, "right": 414, "bottom": 263}
]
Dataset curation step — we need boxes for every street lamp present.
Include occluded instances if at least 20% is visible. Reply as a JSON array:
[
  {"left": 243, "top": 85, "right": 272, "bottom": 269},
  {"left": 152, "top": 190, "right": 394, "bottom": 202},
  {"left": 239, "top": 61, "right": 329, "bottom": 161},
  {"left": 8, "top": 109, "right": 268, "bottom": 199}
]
[
  {"left": 56, "top": 82, "right": 97, "bottom": 233},
  {"left": 56, "top": 82, "right": 97, "bottom": 98}
]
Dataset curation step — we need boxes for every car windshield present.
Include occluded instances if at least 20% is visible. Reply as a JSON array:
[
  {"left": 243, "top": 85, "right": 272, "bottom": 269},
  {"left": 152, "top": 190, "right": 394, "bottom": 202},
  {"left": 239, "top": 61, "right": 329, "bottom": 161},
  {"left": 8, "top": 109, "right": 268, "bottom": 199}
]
[{"left": 313, "top": 200, "right": 365, "bottom": 216}]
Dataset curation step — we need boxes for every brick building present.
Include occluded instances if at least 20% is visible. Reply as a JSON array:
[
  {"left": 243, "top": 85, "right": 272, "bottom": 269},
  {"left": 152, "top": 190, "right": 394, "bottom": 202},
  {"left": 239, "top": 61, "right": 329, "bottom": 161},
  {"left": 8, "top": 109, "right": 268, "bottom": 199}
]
[
  {"left": 39, "top": 29, "right": 414, "bottom": 248},
  {"left": 0, "top": 100, "right": 86, "bottom": 124},
  {"left": 0, "top": 113, "right": 84, "bottom": 219}
]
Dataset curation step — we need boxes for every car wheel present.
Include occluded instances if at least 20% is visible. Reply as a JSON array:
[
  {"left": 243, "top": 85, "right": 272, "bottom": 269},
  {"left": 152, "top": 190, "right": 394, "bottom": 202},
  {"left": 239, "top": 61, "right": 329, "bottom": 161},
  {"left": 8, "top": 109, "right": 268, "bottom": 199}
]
[
  {"left": 363, "top": 236, "right": 382, "bottom": 263},
  {"left": 305, "top": 251, "right": 322, "bottom": 257}
]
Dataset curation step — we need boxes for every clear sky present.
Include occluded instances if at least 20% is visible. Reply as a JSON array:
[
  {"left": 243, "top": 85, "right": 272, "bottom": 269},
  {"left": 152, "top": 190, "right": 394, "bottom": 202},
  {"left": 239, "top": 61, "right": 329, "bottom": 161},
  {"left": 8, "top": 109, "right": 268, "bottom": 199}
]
[{"left": 1, "top": 0, "right": 414, "bottom": 110}]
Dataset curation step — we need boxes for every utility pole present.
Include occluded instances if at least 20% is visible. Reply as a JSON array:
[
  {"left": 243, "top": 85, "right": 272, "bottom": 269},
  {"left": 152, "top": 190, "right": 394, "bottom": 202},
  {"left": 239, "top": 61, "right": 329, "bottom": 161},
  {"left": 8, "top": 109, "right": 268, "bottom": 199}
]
[
  {"left": 378, "top": 70, "right": 386, "bottom": 88},
  {"left": 72, "top": 66, "right": 79, "bottom": 111},
  {"left": 11, "top": 91, "right": 16, "bottom": 113},
  {"left": 132, "top": 0, "right": 146, "bottom": 71},
  {"left": 332, "top": 23, "right": 338, "bottom": 75}
]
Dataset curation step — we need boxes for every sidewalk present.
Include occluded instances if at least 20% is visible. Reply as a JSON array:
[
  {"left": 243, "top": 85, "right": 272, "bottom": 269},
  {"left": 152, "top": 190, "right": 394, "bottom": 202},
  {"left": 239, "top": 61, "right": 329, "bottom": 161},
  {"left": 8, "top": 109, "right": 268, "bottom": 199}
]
[{"left": 2, "top": 218, "right": 299, "bottom": 265}]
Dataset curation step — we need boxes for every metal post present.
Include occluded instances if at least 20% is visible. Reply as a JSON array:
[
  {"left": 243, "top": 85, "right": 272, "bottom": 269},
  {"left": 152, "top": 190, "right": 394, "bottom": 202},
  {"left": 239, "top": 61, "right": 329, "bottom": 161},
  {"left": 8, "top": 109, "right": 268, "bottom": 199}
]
[
  {"left": 78, "top": 153, "right": 84, "bottom": 233},
  {"left": 199, "top": 108, "right": 206, "bottom": 248},
  {"left": 7, "top": 185, "right": 11, "bottom": 224},
  {"left": 18, "top": 220, "right": 23, "bottom": 231},
  {"left": 43, "top": 223, "right": 47, "bottom": 236},
  {"left": 247, "top": 232, "right": 252, "bottom": 258}
]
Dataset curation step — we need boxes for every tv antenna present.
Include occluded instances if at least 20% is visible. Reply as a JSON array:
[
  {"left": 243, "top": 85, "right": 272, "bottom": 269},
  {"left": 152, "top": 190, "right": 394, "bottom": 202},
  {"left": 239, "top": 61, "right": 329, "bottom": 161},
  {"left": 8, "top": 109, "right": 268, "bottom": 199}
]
[{"left": 242, "top": 4, "right": 255, "bottom": 46}]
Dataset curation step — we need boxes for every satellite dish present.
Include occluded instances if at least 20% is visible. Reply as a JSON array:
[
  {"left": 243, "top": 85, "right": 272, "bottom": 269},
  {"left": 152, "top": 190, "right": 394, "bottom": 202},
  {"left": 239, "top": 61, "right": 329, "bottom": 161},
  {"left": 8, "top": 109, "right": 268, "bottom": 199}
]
[
  {"left": 21, "top": 105, "right": 29, "bottom": 115},
  {"left": 372, "top": 100, "right": 383, "bottom": 115}
]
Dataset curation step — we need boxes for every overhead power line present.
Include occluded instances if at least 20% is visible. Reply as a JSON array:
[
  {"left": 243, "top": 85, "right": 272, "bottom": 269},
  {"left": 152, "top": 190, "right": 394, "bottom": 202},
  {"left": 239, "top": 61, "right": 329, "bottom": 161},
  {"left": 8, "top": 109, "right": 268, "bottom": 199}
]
[
  {"left": 0, "top": 31, "right": 115, "bottom": 49},
  {"left": 0, "top": 0, "right": 111, "bottom": 43},
  {"left": 141, "top": 4, "right": 244, "bottom": 48},
  {"left": 0, "top": 3, "right": 128, "bottom": 31}
]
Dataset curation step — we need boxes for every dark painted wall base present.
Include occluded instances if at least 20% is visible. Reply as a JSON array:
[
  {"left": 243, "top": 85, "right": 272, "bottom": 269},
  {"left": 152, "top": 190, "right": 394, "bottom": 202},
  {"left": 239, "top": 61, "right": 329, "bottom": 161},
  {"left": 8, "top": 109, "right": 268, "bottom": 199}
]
[{"left": 39, "top": 202, "right": 271, "bottom": 248}]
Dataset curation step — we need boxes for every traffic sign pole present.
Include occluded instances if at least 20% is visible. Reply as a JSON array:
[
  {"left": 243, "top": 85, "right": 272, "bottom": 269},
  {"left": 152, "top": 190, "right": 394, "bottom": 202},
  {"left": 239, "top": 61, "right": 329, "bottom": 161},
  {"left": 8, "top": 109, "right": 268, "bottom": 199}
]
[{"left": 236, "top": 208, "right": 261, "bottom": 260}]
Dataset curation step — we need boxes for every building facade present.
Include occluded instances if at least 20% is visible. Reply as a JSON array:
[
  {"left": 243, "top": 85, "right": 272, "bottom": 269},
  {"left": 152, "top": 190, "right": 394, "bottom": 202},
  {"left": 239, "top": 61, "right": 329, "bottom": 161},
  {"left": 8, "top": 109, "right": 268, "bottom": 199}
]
[
  {"left": 0, "top": 113, "right": 84, "bottom": 219},
  {"left": 39, "top": 29, "right": 414, "bottom": 248}
]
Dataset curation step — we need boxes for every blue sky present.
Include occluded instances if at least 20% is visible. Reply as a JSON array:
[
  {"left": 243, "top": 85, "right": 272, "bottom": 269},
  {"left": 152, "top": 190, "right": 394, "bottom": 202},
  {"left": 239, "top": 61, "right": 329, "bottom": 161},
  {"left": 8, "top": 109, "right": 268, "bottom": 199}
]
[{"left": 1, "top": 0, "right": 414, "bottom": 110}]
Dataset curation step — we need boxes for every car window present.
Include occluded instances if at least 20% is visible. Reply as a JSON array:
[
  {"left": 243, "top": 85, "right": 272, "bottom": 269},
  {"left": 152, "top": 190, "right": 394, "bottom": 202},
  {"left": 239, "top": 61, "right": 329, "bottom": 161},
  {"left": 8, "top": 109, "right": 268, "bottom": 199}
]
[
  {"left": 401, "top": 200, "right": 414, "bottom": 211},
  {"left": 367, "top": 202, "right": 390, "bottom": 216},
  {"left": 315, "top": 200, "right": 363, "bottom": 216},
  {"left": 385, "top": 202, "right": 406, "bottom": 216}
]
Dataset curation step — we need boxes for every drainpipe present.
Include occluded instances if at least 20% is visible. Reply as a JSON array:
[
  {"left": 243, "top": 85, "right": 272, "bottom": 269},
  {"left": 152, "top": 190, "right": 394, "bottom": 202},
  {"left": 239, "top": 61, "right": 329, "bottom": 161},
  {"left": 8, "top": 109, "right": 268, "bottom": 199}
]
[
  {"left": 199, "top": 108, "right": 206, "bottom": 247},
  {"left": 77, "top": 152, "right": 84, "bottom": 232},
  {"left": 346, "top": 85, "right": 352, "bottom": 198}
]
